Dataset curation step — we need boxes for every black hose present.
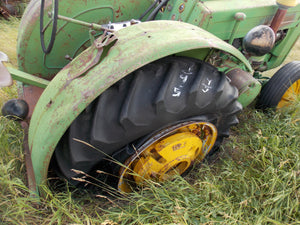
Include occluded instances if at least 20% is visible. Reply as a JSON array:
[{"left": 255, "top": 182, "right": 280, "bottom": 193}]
[
  {"left": 146, "top": 0, "right": 170, "bottom": 21},
  {"left": 139, "top": 0, "right": 160, "bottom": 21},
  {"left": 40, "top": 0, "right": 59, "bottom": 54}
]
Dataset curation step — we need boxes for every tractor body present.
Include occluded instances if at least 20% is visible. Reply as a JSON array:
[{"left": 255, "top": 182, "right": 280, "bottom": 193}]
[{"left": 1, "top": 0, "right": 300, "bottom": 196}]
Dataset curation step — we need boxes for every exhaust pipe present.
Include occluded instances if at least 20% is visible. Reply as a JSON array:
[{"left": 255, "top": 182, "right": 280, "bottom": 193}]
[{"left": 270, "top": 0, "right": 298, "bottom": 33}]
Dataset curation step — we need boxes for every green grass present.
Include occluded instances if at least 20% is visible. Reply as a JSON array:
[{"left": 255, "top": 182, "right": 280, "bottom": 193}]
[
  {"left": 0, "top": 18, "right": 299, "bottom": 224},
  {"left": 98, "top": 108, "right": 299, "bottom": 224},
  {"left": 0, "top": 18, "right": 19, "bottom": 67},
  {"left": 0, "top": 18, "right": 19, "bottom": 109}
]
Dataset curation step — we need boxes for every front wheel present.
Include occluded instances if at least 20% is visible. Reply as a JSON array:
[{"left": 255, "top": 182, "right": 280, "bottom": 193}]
[
  {"left": 51, "top": 56, "right": 242, "bottom": 192},
  {"left": 257, "top": 61, "right": 300, "bottom": 110}
]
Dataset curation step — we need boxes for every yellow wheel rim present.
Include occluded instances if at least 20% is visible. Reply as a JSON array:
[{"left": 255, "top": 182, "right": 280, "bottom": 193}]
[
  {"left": 118, "top": 121, "right": 217, "bottom": 192},
  {"left": 277, "top": 80, "right": 300, "bottom": 109},
  {"left": 276, "top": 0, "right": 297, "bottom": 8}
]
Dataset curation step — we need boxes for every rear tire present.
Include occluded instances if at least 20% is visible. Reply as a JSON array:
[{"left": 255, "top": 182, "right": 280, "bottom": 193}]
[
  {"left": 257, "top": 61, "right": 300, "bottom": 109},
  {"left": 51, "top": 56, "right": 242, "bottom": 189}
]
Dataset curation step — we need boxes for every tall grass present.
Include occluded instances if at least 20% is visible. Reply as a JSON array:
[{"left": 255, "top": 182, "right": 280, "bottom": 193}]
[
  {"left": 0, "top": 18, "right": 299, "bottom": 224},
  {"left": 0, "top": 18, "right": 19, "bottom": 109},
  {"left": 99, "top": 107, "right": 299, "bottom": 225},
  {"left": 1, "top": 106, "right": 299, "bottom": 224},
  {"left": 0, "top": 17, "right": 35, "bottom": 220},
  {"left": 0, "top": 18, "right": 19, "bottom": 67}
]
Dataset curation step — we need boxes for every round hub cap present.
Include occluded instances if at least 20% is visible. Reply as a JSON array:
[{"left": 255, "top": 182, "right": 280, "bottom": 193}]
[
  {"left": 278, "top": 80, "right": 300, "bottom": 109},
  {"left": 118, "top": 121, "right": 217, "bottom": 192}
]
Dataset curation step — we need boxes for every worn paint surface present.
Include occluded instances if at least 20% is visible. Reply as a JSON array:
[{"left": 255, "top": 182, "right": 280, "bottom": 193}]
[
  {"left": 18, "top": 85, "right": 44, "bottom": 120},
  {"left": 226, "top": 68, "right": 262, "bottom": 107},
  {"left": 159, "top": 0, "right": 300, "bottom": 38},
  {"left": 28, "top": 20, "right": 252, "bottom": 191},
  {"left": 21, "top": 121, "right": 37, "bottom": 197},
  {"left": 8, "top": 68, "right": 49, "bottom": 88},
  {"left": 17, "top": 0, "right": 154, "bottom": 79},
  {"left": 17, "top": 0, "right": 300, "bottom": 81},
  {"left": 159, "top": 0, "right": 300, "bottom": 70}
]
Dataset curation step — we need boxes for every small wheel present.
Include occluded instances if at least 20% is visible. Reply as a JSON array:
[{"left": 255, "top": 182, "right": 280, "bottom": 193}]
[
  {"left": 257, "top": 61, "right": 300, "bottom": 109},
  {"left": 40, "top": 0, "right": 59, "bottom": 54},
  {"left": 51, "top": 56, "right": 242, "bottom": 191}
]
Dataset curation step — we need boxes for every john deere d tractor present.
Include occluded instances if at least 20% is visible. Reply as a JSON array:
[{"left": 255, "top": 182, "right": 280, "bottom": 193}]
[{"left": 0, "top": 0, "right": 299, "bottom": 196}]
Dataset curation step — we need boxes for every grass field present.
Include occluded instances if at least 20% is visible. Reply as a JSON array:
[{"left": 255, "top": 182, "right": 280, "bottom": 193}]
[{"left": 0, "top": 18, "right": 299, "bottom": 224}]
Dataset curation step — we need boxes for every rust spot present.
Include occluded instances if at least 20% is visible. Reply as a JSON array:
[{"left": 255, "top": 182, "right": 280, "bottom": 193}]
[
  {"left": 21, "top": 121, "right": 37, "bottom": 197},
  {"left": 19, "top": 85, "right": 44, "bottom": 120},
  {"left": 270, "top": 8, "right": 287, "bottom": 33},
  {"left": 198, "top": 3, "right": 212, "bottom": 27},
  {"left": 47, "top": 100, "right": 53, "bottom": 108}
]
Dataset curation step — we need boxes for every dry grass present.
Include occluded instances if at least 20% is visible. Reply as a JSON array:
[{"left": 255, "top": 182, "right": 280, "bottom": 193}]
[
  {"left": 0, "top": 18, "right": 19, "bottom": 67},
  {"left": 0, "top": 18, "right": 19, "bottom": 108}
]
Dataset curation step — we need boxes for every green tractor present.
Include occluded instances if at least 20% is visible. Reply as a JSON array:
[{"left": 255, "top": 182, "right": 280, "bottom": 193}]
[{"left": 1, "top": 0, "right": 300, "bottom": 196}]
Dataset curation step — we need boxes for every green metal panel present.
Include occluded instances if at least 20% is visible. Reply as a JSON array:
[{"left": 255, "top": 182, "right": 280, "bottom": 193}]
[
  {"left": 17, "top": 0, "right": 154, "bottom": 79},
  {"left": 8, "top": 68, "right": 49, "bottom": 88},
  {"left": 267, "top": 24, "right": 300, "bottom": 69},
  {"left": 159, "top": 0, "right": 300, "bottom": 40},
  {"left": 28, "top": 20, "right": 252, "bottom": 192},
  {"left": 158, "top": 0, "right": 300, "bottom": 70},
  {"left": 17, "top": 0, "right": 300, "bottom": 79},
  {"left": 239, "top": 84, "right": 262, "bottom": 107}
]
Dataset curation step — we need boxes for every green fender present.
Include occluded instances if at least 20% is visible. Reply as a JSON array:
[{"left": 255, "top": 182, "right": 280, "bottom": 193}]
[{"left": 29, "top": 20, "right": 252, "bottom": 193}]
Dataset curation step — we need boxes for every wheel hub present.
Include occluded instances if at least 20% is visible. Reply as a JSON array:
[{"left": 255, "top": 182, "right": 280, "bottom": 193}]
[
  {"left": 118, "top": 121, "right": 217, "bottom": 192},
  {"left": 278, "top": 80, "right": 300, "bottom": 108}
]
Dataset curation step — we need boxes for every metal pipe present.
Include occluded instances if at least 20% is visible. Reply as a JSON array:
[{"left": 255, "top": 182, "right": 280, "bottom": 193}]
[
  {"left": 228, "top": 12, "right": 246, "bottom": 45},
  {"left": 57, "top": 14, "right": 114, "bottom": 32},
  {"left": 270, "top": 8, "right": 287, "bottom": 33},
  {"left": 226, "top": 68, "right": 262, "bottom": 107},
  {"left": 146, "top": 0, "right": 169, "bottom": 21},
  {"left": 8, "top": 67, "right": 50, "bottom": 88},
  {"left": 139, "top": 0, "right": 159, "bottom": 20},
  {"left": 270, "top": 0, "right": 297, "bottom": 33}
]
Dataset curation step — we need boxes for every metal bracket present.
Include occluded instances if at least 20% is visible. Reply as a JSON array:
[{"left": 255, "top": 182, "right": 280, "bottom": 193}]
[{"left": 67, "top": 32, "right": 118, "bottom": 80}]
